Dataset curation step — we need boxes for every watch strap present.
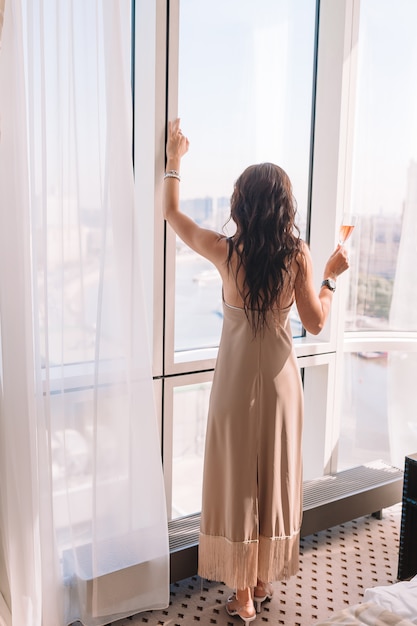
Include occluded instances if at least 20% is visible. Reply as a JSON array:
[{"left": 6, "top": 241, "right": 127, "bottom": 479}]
[{"left": 321, "top": 278, "right": 336, "bottom": 292}]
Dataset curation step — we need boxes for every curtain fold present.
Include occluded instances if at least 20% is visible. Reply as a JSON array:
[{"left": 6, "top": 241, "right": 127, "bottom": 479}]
[
  {"left": 0, "top": 1, "right": 169, "bottom": 624},
  {"left": 388, "top": 160, "right": 417, "bottom": 468},
  {"left": 0, "top": 3, "right": 43, "bottom": 624}
]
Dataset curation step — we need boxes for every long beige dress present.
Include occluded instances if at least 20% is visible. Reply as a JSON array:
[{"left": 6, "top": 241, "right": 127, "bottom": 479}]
[{"left": 198, "top": 298, "right": 304, "bottom": 590}]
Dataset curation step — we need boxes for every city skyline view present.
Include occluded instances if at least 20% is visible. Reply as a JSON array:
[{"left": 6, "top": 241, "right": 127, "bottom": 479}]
[{"left": 174, "top": 194, "right": 406, "bottom": 354}]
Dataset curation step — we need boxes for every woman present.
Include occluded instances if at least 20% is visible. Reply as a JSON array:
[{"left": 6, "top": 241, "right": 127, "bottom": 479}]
[{"left": 163, "top": 118, "right": 349, "bottom": 624}]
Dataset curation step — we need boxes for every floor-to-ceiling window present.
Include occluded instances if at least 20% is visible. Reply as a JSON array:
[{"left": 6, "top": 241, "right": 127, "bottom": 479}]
[{"left": 338, "top": 0, "right": 417, "bottom": 471}]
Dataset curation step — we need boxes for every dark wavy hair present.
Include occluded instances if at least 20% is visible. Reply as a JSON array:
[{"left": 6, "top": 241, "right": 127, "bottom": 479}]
[{"left": 226, "top": 162, "right": 302, "bottom": 335}]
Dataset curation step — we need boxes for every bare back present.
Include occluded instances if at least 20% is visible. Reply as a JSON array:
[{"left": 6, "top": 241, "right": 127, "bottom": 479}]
[{"left": 214, "top": 237, "right": 297, "bottom": 312}]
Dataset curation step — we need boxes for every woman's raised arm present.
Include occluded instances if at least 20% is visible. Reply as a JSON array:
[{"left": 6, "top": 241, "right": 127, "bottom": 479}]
[{"left": 162, "top": 118, "right": 225, "bottom": 263}]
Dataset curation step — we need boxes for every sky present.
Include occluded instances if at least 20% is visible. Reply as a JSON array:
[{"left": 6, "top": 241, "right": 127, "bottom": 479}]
[
  {"left": 352, "top": 0, "right": 417, "bottom": 216},
  {"left": 177, "top": 0, "right": 417, "bottom": 221},
  {"left": 177, "top": 0, "right": 315, "bottom": 216}
]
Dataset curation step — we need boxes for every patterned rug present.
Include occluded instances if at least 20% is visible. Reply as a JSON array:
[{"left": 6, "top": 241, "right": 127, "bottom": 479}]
[{"left": 109, "top": 503, "right": 403, "bottom": 626}]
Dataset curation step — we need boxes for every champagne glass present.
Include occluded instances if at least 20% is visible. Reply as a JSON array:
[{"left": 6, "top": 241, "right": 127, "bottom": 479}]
[{"left": 339, "top": 212, "right": 357, "bottom": 245}]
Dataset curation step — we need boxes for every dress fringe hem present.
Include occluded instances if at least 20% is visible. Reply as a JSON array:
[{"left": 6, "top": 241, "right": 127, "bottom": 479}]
[
  {"left": 198, "top": 530, "right": 300, "bottom": 589},
  {"left": 257, "top": 531, "right": 300, "bottom": 583}
]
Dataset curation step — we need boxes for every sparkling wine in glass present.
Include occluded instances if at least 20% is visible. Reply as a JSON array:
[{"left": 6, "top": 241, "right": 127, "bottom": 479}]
[{"left": 339, "top": 213, "right": 357, "bottom": 244}]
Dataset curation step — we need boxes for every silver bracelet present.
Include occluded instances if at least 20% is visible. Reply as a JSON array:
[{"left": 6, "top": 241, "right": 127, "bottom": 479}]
[{"left": 164, "top": 170, "right": 181, "bottom": 181}]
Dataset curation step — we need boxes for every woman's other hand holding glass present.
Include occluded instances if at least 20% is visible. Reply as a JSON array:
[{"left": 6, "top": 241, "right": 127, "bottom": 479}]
[{"left": 323, "top": 244, "right": 350, "bottom": 281}]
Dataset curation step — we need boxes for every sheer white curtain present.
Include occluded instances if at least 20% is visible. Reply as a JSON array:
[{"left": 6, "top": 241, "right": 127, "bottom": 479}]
[
  {"left": 388, "top": 160, "right": 417, "bottom": 468},
  {"left": 0, "top": 1, "right": 169, "bottom": 625}
]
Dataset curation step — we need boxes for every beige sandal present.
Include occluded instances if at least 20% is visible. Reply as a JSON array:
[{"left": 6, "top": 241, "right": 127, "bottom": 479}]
[
  {"left": 253, "top": 582, "right": 273, "bottom": 613},
  {"left": 226, "top": 594, "right": 257, "bottom": 624}
]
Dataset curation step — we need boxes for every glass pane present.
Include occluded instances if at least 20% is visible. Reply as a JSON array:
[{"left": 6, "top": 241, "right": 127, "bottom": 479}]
[
  {"left": 171, "top": 382, "right": 211, "bottom": 519},
  {"left": 338, "top": 351, "right": 417, "bottom": 471},
  {"left": 346, "top": 0, "right": 417, "bottom": 331},
  {"left": 175, "top": 0, "right": 317, "bottom": 354}
]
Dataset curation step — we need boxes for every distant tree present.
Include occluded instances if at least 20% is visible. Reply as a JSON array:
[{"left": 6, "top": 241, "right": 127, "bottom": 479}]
[{"left": 355, "top": 274, "right": 394, "bottom": 321}]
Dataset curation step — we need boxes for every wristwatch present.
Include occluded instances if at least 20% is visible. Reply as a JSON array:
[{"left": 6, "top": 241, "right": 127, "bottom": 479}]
[{"left": 321, "top": 278, "right": 336, "bottom": 292}]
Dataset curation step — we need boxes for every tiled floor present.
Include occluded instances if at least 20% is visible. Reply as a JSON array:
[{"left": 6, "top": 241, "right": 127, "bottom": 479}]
[{"left": 110, "top": 503, "right": 402, "bottom": 626}]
